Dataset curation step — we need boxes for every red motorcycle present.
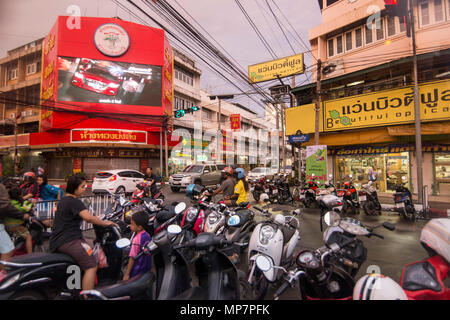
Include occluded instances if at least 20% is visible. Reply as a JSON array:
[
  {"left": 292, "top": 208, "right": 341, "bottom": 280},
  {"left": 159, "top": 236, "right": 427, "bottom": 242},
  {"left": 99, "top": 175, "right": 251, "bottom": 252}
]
[
  {"left": 132, "top": 181, "right": 165, "bottom": 204},
  {"left": 400, "top": 218, "right": 449, "bottom": 300}
]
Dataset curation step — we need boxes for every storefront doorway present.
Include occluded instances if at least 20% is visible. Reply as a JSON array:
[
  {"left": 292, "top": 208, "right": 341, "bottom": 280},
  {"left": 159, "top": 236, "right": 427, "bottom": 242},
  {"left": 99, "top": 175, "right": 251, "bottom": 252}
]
[
  {"left": 434, "top": 153, "right": 450, "bottom": 196},
  {"left": 83, "top": 158, "right": 140, "bottom": 178}
]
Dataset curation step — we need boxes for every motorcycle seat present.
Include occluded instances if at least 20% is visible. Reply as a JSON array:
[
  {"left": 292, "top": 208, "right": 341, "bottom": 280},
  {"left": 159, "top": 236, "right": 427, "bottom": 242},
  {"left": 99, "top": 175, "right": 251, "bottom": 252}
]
[
  {"left": 95, "top": 272, "right": 155, "bottom": 299},
  {"left": 238, "top": 202, "right": 249, "bottom": 208},
  {"left": 9, "top": 252, "right": 76, "bottom": 265},
  {"left": 171, "top": 286, "right": 204, "bottom": 300}
]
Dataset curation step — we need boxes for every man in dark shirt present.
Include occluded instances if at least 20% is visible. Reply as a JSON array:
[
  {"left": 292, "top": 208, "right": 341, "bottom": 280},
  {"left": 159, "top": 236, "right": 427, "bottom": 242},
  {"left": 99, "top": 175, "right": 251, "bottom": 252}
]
[
  {"left": 50, "top": 174, "right": 117, "bottom": 292},
  {"left": 211, "top": 167, "right": 236, "bottom": 199},
  {"left": 143, "top": 167, "right": 157, "bottom": 197}
]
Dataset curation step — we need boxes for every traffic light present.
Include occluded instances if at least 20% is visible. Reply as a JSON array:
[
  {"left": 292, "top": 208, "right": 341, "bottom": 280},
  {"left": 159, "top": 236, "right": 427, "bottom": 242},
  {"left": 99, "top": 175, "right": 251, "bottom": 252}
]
[
  {"left": 384, "top": 0, "right": 411, "bottom": 37},
  {"left": 174, "top": 106, "right": 199, "bottom": 118}
]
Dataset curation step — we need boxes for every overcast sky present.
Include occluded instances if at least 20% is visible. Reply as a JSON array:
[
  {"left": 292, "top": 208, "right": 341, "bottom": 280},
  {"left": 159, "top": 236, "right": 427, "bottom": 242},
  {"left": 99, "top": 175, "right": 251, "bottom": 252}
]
[{"left": 0, "top": 0, "right": 322, "bottom": 113}]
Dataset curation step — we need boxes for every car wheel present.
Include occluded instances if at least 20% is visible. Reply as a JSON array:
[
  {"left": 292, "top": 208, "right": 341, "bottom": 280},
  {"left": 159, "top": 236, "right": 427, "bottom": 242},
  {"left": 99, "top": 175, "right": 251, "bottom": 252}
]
[
  {"left": 115, "top": 186, "right": 126, "bottom": 194},
  {"left": 170, "top": 187, "right": 180, "bottom": 193}
]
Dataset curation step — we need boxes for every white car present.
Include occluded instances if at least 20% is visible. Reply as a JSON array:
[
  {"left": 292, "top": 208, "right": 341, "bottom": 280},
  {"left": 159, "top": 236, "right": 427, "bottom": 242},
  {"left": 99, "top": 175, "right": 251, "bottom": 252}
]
[
  {"left": 248, "top": 167, "right": 276, "bottom": 181},
  {"left": 92, "top": 169, "right": 145, "bottom": 195}
]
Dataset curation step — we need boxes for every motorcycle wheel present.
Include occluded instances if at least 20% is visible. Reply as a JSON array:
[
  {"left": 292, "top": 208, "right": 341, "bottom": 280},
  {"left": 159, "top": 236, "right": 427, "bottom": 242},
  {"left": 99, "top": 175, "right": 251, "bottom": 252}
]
[
  {"left": 305, "top": 195, "right": 315, "bottom": 208},
  {"left": 11, "top": 290, "right": 45, "bottom": 300},
  {"left": 247, "top": 266, "right": 269, "bottom": 300},
  {"left": 252, "top": 190, "right": 261, "bottom": 202},
  {"left": 405, "top": 204, "right": 416, "bottom": 222},
  {"left": 343, "top": 201, "right": 357, "bottom": 215},
  {"left": 363, "top": 201, "right": 376, "bottom": 216}
]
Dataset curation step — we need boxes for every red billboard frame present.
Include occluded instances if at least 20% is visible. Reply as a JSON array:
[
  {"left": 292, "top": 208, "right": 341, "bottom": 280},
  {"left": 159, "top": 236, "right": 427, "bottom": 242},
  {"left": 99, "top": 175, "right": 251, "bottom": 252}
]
[{"left": 41, "top": 16, "right": 173, "bottom": 132}]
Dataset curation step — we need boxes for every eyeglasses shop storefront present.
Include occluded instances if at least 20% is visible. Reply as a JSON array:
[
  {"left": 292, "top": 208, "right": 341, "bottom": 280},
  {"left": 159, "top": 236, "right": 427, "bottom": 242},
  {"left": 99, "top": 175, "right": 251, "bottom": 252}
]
[{"left": 329, "top": 144, "right": 450, "bottom": 196}]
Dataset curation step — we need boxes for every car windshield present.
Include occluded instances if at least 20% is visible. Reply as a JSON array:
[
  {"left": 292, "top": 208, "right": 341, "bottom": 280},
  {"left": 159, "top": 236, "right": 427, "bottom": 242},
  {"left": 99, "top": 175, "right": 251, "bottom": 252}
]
[
  {"left": 183, "top": 165, "right": 204, "bottom": 173},
  {"left": 85, "top": 67, "right": 118, "bottom": 81}
]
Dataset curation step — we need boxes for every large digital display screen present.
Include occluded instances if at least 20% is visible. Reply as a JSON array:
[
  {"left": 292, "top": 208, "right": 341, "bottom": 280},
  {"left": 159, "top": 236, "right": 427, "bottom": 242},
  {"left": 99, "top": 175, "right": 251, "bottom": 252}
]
[{"left": 57, "top": 56, "right": 162, "bottom": 106}]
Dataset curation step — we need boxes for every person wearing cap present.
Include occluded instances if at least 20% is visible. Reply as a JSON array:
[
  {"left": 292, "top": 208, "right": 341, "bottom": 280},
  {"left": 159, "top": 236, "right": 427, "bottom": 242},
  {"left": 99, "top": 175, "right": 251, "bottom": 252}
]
[
  {"left": 223, "top": 167, "right": 248, "bottom": 207},
  {"left": 20, "top": 172, "right": 39, "bottom": 203}
]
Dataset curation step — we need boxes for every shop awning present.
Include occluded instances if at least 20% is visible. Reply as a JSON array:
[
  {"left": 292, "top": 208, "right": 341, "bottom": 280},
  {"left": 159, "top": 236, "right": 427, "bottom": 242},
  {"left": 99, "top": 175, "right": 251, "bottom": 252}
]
[
  {"left": 303, "top": 128, "right": 397, "bottom": 147},
  {"left": 387, "top": 122, "right": 450, "bottom": 136}
]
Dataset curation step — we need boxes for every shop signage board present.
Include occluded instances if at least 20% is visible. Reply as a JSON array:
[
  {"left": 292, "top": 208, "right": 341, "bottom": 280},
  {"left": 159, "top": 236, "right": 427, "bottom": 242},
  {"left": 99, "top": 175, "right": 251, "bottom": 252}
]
[
  {"left": 54, "top": 149, "right": 156, "bottom": 158},
  {"left": 305, "top": 145, "right": 327, "bottom": 185},
  {"left": 324, "top": 80, "right": 450, "bottom": 131},
  {"left": 71, "top": 129, "right": 147, "bottom": 144},
  {"left": 231, "top": 114, "right": 241, "bottom": 130},
  {"left": 288, "top": 134, "right": 310, "bottom": 144},
  {"left": 328, "top": 143, "right": 450, "bottom": 155},
  {"left": 248, "top": 53, "right": 304, "bottom": 84}
]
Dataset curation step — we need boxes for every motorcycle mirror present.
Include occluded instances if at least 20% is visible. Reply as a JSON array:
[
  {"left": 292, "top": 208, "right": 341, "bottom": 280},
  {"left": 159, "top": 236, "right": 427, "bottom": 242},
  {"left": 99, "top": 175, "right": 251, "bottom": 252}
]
[
  {"left": 116, "top": 238, "right": 131, "bottom": 249},
  {"left": 174, "top": 202, "right": 187, "bottom": 214},
  {"left": 255, "top": 255, "right": 273, "bottom": 272},
  {"left": 324, "top": 211, "right": 340, "bottom": 227},
  {"left": 167, "top": 224, "right": 182, "bottom": 235},
  {"left": 293, "top": 209, "right": 301, "bottom": 216},
  {"left": 382, "top": 222, "right": 395, "bottom": 231}
]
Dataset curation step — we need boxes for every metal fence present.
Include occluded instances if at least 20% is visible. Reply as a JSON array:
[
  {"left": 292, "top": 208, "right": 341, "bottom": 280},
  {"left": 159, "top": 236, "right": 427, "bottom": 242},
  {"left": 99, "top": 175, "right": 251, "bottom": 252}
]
[{"left": 34, "top": 194, "right": 128, "bottom": 231}]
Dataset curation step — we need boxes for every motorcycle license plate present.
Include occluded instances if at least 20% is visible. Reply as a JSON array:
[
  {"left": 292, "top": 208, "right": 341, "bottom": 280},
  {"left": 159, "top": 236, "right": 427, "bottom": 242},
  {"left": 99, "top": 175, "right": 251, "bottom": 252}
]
[
  {"left": 359, "top": 195, "right": 366, "bottom": 202},
  {"left": 273, "top": 189, "right": 278, "bottom": 194},
  {"left": 396, "top": 202, "right": 405, "bottom": 208},
  {"left": 265, "top": 189, "right": 270, "bottom": 193}
]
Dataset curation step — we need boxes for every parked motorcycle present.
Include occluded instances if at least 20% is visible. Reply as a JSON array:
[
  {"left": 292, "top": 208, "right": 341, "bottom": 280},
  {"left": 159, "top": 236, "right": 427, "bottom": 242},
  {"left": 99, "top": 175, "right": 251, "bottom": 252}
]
[
  {"left": 393, "top": 176, "right": 416, "bottom": 221},
  {"left": 247, "top": 206, "right": 301, "bottom": 300},
  {"left": 269, "top": 211, "right": 394, "bottom": 300},
  {"left": 132, "top": 181, "right": 165, "bottom": 204},
  {"left": 0, "top": 215, "right": 126, "bottom": 300},
  {"left": 300, "top": 174, "right": 319, "bottom": 208},
  {"left": 337, "top": 175, "right": 359, "bottom": 216},
  {"left": 249, "top": 176, "right": 268, "bottom": 202},
  {"left": 274, "top": 173, "right": 293, "bottom": 205},
  {"left": 221, "top": 203, "right": 256, "bottom": 256},
  {"left": 359, "top": 179, "right": 381, "bottom": 216},
  {"left": 79, "top": 205, "right": 192, "bottom": 300}
]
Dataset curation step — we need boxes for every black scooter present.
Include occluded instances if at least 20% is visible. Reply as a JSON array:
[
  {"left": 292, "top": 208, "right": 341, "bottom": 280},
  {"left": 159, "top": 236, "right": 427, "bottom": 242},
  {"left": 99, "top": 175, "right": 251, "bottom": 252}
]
[{"left": 0, "top": 216, "right": 125, "bottom": 300}]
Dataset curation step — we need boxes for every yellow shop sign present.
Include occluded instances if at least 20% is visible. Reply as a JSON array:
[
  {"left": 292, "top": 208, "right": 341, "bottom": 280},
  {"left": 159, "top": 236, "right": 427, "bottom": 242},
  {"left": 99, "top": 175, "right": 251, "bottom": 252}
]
[
  {"left": 324, "top": 80, "right": 450, "bottom": 131},
  {"left": 248, "top": 53, "right": 304, "bottom": 84}
]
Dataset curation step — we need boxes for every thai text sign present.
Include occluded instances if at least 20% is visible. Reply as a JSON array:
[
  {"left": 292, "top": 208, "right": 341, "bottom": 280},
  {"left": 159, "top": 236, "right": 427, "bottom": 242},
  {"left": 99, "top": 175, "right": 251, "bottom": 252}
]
[
  {"left": 305, "top": 145, "right": 327, "bottom": 186},
  {"left": 248, "top": 53, "right": 304, "bottom": 84},
  {"left": 324, "top": 80, "right": 450, "bottom": 131},
  {"left": 71, "top": 129, "right": 147, "bottom": 144},
  {"left": 231, "top": 114, "right": 241, "bottom": 130}
]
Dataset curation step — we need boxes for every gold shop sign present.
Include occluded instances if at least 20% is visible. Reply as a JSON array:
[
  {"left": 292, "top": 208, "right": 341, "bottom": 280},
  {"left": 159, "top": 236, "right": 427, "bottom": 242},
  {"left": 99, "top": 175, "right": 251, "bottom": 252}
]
[
  {"left": 324, "top": 80, "right": 450, "bottom": 131},
  {"left": 248, "top": 53, "right": 304, "bottom": 84}
]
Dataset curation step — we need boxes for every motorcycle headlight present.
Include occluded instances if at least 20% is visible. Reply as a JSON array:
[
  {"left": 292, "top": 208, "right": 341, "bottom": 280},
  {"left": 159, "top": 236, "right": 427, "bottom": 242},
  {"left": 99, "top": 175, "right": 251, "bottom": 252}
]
[
  {"left": 259, "top": 225, "right": 275, "bottom": 245},
  {"left": 186, "top": 207, "right": 198, "bottom": 222},
  {"left": 0, "top": 273, "right": 21, "bottom": 290},
  {"left": 208, "top": 213, "right": 219, "bottom": 224},
  {"left": 227, "top": 214, "right": 241, "bottom": 227}
]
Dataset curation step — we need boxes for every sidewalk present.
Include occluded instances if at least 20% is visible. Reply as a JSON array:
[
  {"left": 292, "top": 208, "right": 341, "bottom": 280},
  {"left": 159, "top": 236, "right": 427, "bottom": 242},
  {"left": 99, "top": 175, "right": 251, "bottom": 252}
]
[{"left": 377, "top": 195, "right": 450, "bottom": 218}]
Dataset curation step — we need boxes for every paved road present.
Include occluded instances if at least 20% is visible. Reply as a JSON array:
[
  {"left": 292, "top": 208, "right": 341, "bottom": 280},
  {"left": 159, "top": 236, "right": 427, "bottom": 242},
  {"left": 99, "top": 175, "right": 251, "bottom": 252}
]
[
  {"left": 82, "top": 185, "right": 429, "bottom": 300},
  {"left": 160, "top": 185, "right": 428, "bottom": 300}
]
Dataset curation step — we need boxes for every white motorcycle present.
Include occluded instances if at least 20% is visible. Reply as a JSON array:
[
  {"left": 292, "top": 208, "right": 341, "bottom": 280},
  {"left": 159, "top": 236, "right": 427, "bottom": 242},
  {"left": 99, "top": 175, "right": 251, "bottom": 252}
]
[{"left": 247, "top": 206, "right": 301, "bottom": 300}]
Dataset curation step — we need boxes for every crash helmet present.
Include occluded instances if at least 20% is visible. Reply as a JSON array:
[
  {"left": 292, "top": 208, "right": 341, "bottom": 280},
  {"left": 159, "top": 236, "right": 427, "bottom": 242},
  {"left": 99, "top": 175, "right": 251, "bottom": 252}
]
[
  {"left": 23, "top": 172, "right": 36, "bottom": 182},
  {"left": 353, "top": 273, "right": 408, "bottom": 300},
  {"left": 223, "top": 166, "right": 233, "bottom": 176},
  {"left": 260, "top": 193, "right": 269, "bottom": 203},
  {"left": 420, "top": 218, "right": 450, "bottom": 264},
  {"left": 235, "top": 168, "right": 245, "bottom": 179}
]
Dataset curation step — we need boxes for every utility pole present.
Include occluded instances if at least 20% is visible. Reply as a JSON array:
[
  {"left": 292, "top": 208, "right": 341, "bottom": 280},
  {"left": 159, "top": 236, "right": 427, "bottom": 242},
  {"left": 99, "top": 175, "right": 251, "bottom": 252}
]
[
  {"left": 315, "top": 59, "right": 322, "bottom": 145},
  {"left": 164, "top": 117, "right": 169, "bottom": 178},
  {"left": 281, "top": 103, "right": 287, "bottom": 171},
  {"left": 409, "top": 0, "right": 423, "bottom": 204},
  {"left": 217, "top": 98, "right": 221, "bottom": 163}
]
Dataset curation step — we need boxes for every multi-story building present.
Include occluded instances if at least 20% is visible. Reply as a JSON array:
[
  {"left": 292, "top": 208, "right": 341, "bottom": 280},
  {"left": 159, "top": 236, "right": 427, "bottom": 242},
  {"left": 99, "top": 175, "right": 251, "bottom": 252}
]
[
  {"left": 0, "top": 21, "right": 277, "bottom": 180},
  {"left": 289, "top": 0, "right": 450, "bottom": 200}
]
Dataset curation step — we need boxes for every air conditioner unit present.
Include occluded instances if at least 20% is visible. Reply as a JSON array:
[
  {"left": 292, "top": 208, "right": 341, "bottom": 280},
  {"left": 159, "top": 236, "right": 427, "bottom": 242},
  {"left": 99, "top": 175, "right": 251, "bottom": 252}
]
[{"left": 322, "top": 59, "right": 344, "bottom": 77}]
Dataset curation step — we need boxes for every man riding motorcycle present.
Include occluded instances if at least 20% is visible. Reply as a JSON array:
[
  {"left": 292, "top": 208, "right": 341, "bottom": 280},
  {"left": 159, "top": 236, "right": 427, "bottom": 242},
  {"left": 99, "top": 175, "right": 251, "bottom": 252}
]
[{"left": 207, "top": 167, "right": 236, "bottom": 201}]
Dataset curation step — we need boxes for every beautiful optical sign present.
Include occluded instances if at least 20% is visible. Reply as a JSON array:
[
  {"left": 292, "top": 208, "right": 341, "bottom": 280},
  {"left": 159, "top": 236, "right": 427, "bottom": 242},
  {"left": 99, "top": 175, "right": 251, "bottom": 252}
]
[
  {"left": 71, "top": 129, "right": 147, "bottom": 144},
  {"left": 94, "top": 23, "right": 130, "bottom": 57}
]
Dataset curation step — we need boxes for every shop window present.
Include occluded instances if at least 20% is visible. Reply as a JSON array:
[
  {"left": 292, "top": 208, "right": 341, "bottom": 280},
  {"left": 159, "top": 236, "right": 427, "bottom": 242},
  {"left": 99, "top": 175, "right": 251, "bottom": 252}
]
[
  {"left": 434, "top": 0, "right": 444, "bottom": 21},
  {"left": 335, "top": 152, "right": 410, "bottom": 193},
  {"left": 328, "top": 38, "right": 334, "bottom": 57},
  {"left": 355, "top": 28, "right": 362, "bottom": 48},
  {"left": 365, "top": 24, "right": 373, "bottom": 44},
  {"left": 434, "top": 153, "right": 450, "bottom": 196},
  {"left": 376, "top": 19, "right": 384, "bottom": 41},
  {"left": 336, "top": 35, "right": 343, "bottom": 54}
]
